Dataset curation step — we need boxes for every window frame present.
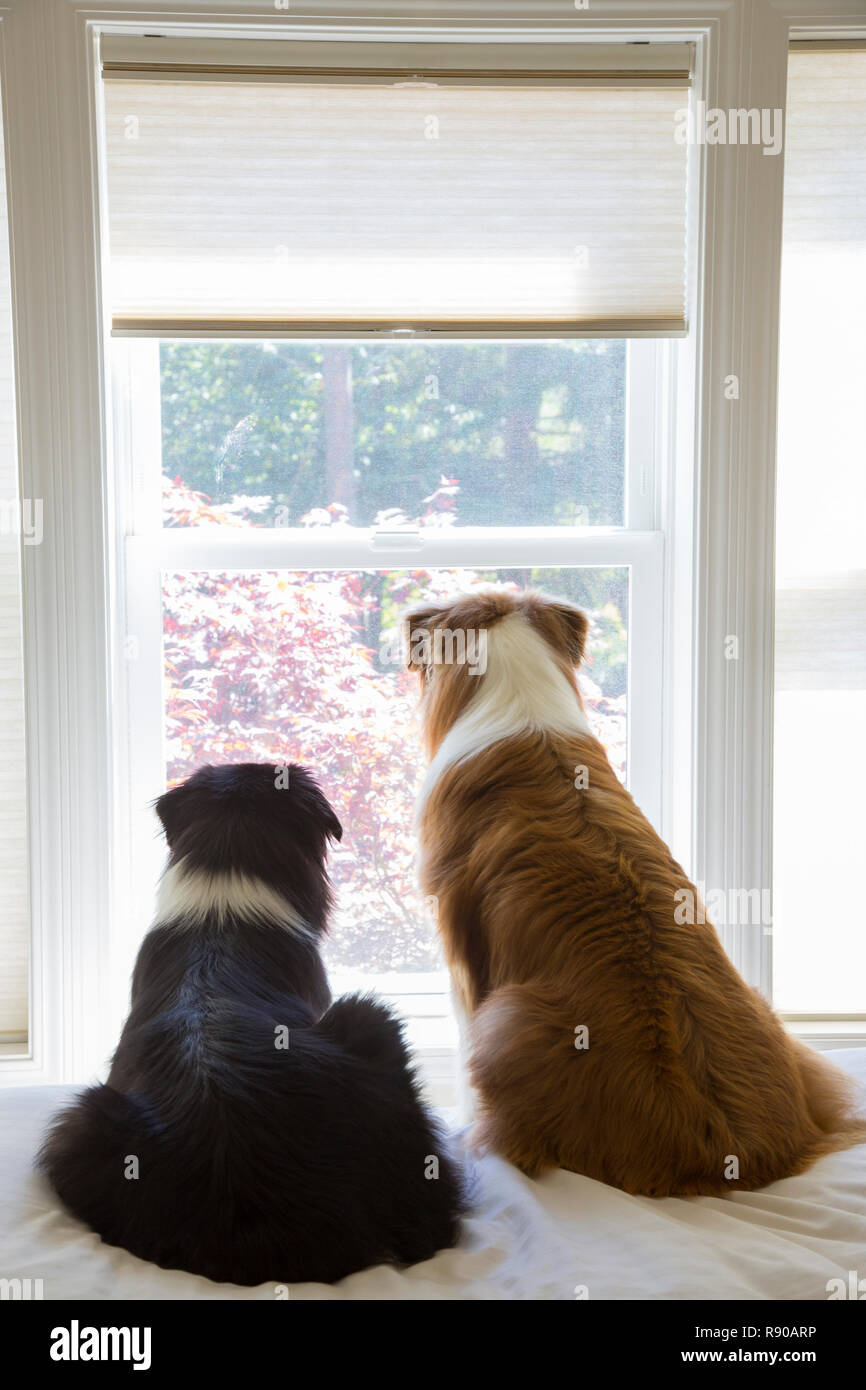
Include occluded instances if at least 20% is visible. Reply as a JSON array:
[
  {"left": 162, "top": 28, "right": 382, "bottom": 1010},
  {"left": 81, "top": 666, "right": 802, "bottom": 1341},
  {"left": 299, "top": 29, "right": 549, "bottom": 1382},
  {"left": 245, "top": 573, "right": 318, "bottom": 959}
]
[{"left": 2, "top": 0, "right": 864, "bottom": 1083}]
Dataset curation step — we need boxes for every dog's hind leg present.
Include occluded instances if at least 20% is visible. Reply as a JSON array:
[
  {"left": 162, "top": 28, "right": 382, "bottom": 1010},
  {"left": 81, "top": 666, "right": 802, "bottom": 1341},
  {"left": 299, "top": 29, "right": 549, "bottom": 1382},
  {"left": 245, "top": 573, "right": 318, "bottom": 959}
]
[
  {"left": 312, "top": 992, "right": 467, "bottom": 1267},
  {"left": 314, "top": 992, "right": 411, "bottom": 1067},
  {"left": 467, "top": 982, "right": 574, "bottom": 1175}
]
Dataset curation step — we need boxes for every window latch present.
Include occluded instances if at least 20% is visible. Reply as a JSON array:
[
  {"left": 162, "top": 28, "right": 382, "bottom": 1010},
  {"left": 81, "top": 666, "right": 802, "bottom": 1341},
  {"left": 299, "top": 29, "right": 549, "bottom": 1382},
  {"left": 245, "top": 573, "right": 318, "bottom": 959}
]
[{"left": 370, "top": 528, "right": 424, "bottom": 552}]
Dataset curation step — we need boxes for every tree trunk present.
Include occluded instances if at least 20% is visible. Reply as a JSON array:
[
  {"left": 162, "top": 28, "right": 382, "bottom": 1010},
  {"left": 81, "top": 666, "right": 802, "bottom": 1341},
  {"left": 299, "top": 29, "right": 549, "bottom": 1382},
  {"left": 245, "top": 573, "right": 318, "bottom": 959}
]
[
  {"left": 504, "top": 345, "right": 541, "bottom": 527},
  {"left": 322, "top": 345, "right": 356, "bottom": 516}
]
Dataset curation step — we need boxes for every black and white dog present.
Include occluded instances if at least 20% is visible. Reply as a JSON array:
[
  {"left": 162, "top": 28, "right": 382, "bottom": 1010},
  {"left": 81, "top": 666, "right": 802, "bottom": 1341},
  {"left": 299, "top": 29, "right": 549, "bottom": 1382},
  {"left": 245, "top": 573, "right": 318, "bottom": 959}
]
[{"left": 39, "top": 763, "right": 463, "bottom": 1286}]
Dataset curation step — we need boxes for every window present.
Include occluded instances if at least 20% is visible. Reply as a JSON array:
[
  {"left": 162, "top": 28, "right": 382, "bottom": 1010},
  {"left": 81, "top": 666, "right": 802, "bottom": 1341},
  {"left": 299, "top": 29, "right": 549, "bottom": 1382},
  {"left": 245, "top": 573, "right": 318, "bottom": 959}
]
[
  {"left": 0, "top": 97, "right": 29, "bottom": 1057},
  {"left": 773, "top": 46, "right": 866, "bottom": 1025},
  {"left": 4, "top": 2, "right": 853, "bottom": 1084},
  {"left": 102, "top": 35, "right": 685, "bottom": 1097},
  {"left": 113, "top": 335, "right": 663, "bottom": 1097}
]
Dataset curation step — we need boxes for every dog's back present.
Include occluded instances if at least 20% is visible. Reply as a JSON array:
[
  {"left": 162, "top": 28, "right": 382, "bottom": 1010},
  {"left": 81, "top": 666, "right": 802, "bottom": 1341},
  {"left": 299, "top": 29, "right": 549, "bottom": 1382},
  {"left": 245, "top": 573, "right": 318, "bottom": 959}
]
[{"left": 39, "top": 764, "right": 463, "bottom": 1284}]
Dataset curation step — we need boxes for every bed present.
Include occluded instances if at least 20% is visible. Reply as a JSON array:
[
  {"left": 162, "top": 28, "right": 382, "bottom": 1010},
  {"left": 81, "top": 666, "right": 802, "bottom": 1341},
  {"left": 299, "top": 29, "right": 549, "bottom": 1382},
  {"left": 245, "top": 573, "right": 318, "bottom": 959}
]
[{"left": 2, "top": 1050, "right": 865, "bottom": 1301}]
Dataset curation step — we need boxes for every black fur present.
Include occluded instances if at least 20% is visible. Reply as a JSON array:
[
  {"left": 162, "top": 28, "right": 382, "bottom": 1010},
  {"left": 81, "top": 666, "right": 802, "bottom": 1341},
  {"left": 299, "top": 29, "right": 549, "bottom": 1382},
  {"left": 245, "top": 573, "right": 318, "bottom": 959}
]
[{"left": 39, "top": 763, "right": 464, "bottom": 1285}]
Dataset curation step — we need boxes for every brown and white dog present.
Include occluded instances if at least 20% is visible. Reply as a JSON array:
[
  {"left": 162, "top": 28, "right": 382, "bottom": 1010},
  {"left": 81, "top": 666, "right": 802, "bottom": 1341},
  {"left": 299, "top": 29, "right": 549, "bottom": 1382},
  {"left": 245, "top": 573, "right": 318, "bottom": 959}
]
[{"left": 405, "top": 588, "right": 865, "bottom": 1196}]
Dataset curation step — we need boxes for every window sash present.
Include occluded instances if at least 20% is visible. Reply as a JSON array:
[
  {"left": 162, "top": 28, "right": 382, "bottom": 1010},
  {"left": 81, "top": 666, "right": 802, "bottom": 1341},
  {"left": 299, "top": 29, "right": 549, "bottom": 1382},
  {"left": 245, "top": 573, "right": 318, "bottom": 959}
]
[
  {"left": 118, "top": 337, "right": 662, "bottom": 536},
  {"left": 117, "top": 539, "right": 664, "bottom": 1055}
]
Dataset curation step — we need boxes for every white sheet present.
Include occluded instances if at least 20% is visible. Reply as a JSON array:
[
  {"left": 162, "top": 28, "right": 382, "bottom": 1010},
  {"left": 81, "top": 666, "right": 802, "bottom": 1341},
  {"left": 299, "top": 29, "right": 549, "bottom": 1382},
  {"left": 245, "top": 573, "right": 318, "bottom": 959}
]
[{"left": 2, "top": 1051, "right": 865, "bottom": 1300}]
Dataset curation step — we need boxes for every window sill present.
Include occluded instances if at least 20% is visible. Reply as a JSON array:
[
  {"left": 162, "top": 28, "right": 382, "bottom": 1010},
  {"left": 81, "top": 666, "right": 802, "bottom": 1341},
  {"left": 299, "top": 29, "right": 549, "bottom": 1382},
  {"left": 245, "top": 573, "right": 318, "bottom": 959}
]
[{"left": 784, "top": 1018, "right": 866, "bottom": 1050}]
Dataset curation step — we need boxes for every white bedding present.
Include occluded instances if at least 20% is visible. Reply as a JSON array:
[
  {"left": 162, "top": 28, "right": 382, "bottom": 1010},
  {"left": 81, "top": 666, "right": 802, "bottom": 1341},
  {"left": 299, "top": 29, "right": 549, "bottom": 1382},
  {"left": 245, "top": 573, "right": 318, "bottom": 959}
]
[{"left": 2, "top": 1052, "right": 865, "bottom": 1301}]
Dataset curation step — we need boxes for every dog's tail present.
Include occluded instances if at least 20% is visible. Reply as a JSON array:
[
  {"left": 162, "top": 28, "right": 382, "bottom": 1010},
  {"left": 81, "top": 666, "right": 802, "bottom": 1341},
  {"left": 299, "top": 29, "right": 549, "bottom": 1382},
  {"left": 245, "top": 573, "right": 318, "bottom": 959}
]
[
  {"left": 787, "top": 1034, "right": 866, "bottom": 1159},
  {"left": 37, "top": 1084, "right": 159, "bottom": 1249}
]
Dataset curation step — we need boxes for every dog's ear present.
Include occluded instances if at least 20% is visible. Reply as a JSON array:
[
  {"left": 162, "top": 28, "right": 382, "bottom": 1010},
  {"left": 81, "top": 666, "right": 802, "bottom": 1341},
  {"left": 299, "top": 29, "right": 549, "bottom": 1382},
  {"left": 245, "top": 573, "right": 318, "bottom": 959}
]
[
  {"left": 307, "top": 796, "right": 343, "bottom": 843},
  {"left": 276, "top": 763, "right": 344, "bottom": 844},
  {"left": 402, "top": 603, "right": 448, "bottom": 671},
  {"left": 154, "top": 782, "right": 193, "bottom": 850},
  {"left": 321, "top": 804, "right": 343, "bottom": 843},
  {"left": 524, "top": 594, "right": 589, "bottom": 668},
  {"left": 552, "top": 601, "right": 589, "bottom": 666}
]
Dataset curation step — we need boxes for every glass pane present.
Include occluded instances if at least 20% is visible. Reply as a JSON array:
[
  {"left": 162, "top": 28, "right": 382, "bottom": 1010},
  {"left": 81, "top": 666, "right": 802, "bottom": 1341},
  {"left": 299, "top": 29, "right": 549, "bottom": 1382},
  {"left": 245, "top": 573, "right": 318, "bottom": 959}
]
[
  {"left": 773, "top": 50, "right": 866, "bottom": 1014},
  {"left": 161, "top": 559, "right": 628, "bottom": 997},
  {"left": 0, "top": 96, "right": 28, "bottom": 1056},
  {"left": 158, "top": 340, "right": 626, "bottom": 529}
]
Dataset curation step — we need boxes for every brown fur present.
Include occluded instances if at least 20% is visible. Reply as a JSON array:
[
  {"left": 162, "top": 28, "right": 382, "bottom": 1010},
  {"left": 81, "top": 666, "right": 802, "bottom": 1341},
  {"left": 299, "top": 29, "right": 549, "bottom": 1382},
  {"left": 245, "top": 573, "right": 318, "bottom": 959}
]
[{"left": 406, "top": 590, "right": 866, "bottom": 1195}]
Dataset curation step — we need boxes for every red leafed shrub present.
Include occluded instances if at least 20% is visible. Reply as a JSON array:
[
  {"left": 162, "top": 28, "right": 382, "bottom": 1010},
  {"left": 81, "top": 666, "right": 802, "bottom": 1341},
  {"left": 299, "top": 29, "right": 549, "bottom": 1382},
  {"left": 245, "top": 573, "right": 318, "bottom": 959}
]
[{"left": 162, "top": 477, "right": 626, "bottom": 972}]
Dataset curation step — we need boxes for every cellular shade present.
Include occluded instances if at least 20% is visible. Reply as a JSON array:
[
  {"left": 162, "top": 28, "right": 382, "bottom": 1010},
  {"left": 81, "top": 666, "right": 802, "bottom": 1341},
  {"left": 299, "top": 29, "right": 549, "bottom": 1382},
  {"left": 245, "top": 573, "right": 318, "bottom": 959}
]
[
  {"left": 773, "top": 47, "right": 866, "bottom": 1012},
  {"left": 783, "top": 49, "right": 866, "bottom": 249},
  {"left": 0, "top": 101, "right": 29, "bottom": 1046},
  {"left": 102, "top": 42, "right": 691, "bottom": 335}
]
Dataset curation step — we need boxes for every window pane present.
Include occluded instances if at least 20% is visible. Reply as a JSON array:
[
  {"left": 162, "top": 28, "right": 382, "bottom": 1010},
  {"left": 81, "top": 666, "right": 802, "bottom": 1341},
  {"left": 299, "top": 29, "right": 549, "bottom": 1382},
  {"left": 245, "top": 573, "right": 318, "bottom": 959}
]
[
  {"left": 773, "top": 50, "right": 866, "bottom": 1014},
  {"left": 0, "top": 98, "right": 28, "bottom": 1056},
  {"left": 158, "top": 339, "right": 626, "bottom": 528},
  {"left": 161, "top": 558, "right": 628, "bottom": 990}
]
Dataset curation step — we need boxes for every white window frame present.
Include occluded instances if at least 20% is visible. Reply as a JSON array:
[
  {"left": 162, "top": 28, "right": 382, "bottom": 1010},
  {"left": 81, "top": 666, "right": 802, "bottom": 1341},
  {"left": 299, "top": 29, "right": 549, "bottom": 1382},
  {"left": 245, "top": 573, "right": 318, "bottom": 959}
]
[{"left": 1, "top": 0, "right": 863, "bottom": 1084}]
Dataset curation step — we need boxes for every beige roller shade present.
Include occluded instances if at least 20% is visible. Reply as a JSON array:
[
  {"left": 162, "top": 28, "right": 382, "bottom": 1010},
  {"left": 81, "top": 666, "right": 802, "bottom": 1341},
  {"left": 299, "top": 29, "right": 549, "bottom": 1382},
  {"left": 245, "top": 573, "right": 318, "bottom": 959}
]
[{"left": 101, "top": 40, "right": 691, "bottom": 336}]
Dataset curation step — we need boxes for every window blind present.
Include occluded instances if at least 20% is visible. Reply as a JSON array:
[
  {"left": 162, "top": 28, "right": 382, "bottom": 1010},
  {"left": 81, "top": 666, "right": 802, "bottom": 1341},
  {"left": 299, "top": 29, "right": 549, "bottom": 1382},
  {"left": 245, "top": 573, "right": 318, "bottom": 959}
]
[
  {"left": 773, "top": 48, "right": 866, "bottom": 1013},
  {"left": 783, "top": 49, "right": 866, "bottom": 248},
  {"left": 101, "top": 39, "right": 691, "bottom": 336},
  {"left": 0, "top": 101, "right": 29, "bottom": 1047}
]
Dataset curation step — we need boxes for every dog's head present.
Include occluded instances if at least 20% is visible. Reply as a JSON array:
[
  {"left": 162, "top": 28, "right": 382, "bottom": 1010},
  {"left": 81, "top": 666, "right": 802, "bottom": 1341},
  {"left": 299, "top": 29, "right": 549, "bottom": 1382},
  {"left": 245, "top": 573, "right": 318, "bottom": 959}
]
[
  {"left": 155, "top": 762, "right": 342, "bottom": 925},
  {"left": 402, "top": 589, "right": 589, "bottom": 758}
]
